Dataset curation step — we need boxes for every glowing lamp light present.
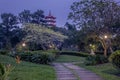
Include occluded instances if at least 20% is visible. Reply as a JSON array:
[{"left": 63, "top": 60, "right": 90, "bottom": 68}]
[
  {"left": 22, "top": 43, "right": 26, "bottom": 47},
  {"left": 89, "top": 44, "right": 92, "bottom": 46},
  {"left": 104, "top": 35, "right": 108, "bottom": 39}
]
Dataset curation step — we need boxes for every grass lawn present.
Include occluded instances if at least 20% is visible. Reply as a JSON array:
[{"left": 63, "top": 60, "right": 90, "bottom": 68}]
[
  {"left": 55, "top": 55, "right": 85, "bottom": 62},
  {"left": 0, "top": 55, "right": 56, "bottom": 80},
  {"left": 55, "top": 54, "right": 120, "bottom": 80},
  {"left": 77, "top": 62, "right": 120, "bottom": 80}
]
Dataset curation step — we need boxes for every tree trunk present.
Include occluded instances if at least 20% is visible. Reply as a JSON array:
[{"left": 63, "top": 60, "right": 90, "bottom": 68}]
[
  {"left": 5, "top": 37, "right": 11, "bottom": 50},
  {"left": 104, "top": 48, "right": 107, "bottom": 57},
  {"left": 109, "top": 46, "right": 113, "bottom": 53}
]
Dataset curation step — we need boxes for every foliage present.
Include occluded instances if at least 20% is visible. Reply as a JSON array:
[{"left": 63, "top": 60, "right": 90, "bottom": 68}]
[
  {"left": 60, "top": 51, "right": 89, "bottom": 57},
  {"left": 85, "top": 55, "right": 108, "bottom": 65},
  {"left": 0, "top": 55, "right": 56, "bottom": 80},
  {"left": 51, "top": 23, "right": 79, "bottom": 50},
  {"left": 14, "top": 51, "right": 57, "bottom": 64},
  {"left": 55, "top": 55, "right": 85, "bottom": 62},
  {"left": 19, "top": 10, "right": 32, "bottom": 23},
  {"left": 85, "top": 55, "right": 97, "bottom": 65},
  {"left": 69, "top": 0, "right": 120, "bottom": 30},
  {"left": 0, "top": 50, "right": 9, "bottom": 55},
  {"left": 0, "top": 13, "right": 19, "bottom": 50},
  {"left": 22, "top": 23, "right": 67, "bottom": 50},
  {"left": 64, "top": 22, "right": 78, "bottom": 46},
  {"left": 0, "top": 63, "right": 14, "bottom": 80},
  {"left": 46, "top": 49, "right": 60, "bottom": 58},
  {"left": 69, "top": 0, "right": 120, "bottom": 56},
  {"left": 109, "top": 50, "right": 120, "bottom": 70},
  {"left": 31, "top": 10, "right": 46, "bottom": 25},
  {"left": 19, "top": 9, "right": 46, "bottom": 25}
]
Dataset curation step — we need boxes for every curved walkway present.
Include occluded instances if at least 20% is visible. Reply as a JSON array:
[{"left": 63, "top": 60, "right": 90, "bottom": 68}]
[{"left": 53, "top": 63, "right": 104, "bottom": 80}]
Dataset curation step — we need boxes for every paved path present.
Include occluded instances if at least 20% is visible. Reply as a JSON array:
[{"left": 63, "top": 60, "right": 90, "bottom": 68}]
[
  {"left": 53, "top": 63, "right": 77, "bottom": 80},
  {"left": 53, "top": 63, "right": 104, "bottom": 80}
]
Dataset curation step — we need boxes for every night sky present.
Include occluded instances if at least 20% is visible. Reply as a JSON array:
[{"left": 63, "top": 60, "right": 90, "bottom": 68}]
[{"left": 0, "top": 0, "right": 78, "bottom": 27}]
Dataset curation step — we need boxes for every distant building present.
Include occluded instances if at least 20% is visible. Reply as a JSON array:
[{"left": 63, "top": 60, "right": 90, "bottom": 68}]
[{"left": 45, "top": 11, "right": 56, "bottom": 27}]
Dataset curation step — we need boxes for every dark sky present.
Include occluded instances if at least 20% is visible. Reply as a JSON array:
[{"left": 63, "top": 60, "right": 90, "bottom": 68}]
[{"left": 0, "top": 0, "right": 78, "bottom": 27}]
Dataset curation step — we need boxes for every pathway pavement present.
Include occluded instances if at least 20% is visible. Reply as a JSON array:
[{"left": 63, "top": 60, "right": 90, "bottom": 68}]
[
  {"left": 53, "top": 63, "right": 77, "bottom": 80},
  {"left": 53, "top": 63, "right": 104, "bottom": 80}
]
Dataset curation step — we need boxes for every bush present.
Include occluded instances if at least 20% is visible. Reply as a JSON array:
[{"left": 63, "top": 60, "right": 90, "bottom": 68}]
[
  {"left": 96, "top": 55, "right": 108, "bottom": 64},
  {"left": 60, "top": 51, "right": 89, "bottom": 57},
  {"left": 85, "top": 55, "right": 108, "bottom": 66},
  {"left": 85, "top": 55, "right": 97, "bottom": 65},
  {"left": 95, "top": 52, "right": 111, "bottom": 56},
  {"left": 15, "top": 51, "right": 56, "bottom": 64},
  {"left": 0, "top": 50, "right": 9, "bottom": 55},
  {"left": 109, "top": 50, "right": 120, "bottom": 70},
  {"left": 46, "top": 49, "right": 60, "bottom": 58}
]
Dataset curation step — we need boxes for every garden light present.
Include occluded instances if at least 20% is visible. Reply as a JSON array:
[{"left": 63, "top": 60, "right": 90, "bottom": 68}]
[
  {"left": 104, "top": 35, "right": 108, "bottom": 39},
  {"left": 22, "top": 43, "right": 26, "bottom": 47}
]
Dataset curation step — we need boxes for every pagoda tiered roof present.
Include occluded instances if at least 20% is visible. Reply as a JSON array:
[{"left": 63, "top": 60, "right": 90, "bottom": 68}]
[
  {"left": 45, "top": 11, "right": 56, "bottom": 27},
  {"left": 45, "top": 11, "right": 56, "bottom": 19}
]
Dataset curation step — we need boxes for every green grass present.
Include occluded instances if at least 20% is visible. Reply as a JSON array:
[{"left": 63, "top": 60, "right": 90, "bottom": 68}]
[
  {"left": 56, "top": 55, "right": 120, "bottom": 80},
  {"left": 77, "top": 62, "right": 120, "bottom": 80},
  {"left": 55, "top": 55, "right": 85, "bottom": 62},
  {"left": 0, "top": 55, "right": 56, "bottom": 80}
]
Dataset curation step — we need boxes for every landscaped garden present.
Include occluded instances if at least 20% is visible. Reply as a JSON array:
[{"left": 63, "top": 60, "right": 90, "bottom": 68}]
[{"left": 0, "top": 0, "right": 120, "bottom": 80}]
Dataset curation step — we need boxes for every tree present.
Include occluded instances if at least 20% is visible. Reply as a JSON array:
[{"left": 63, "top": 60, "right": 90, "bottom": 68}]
[
  {"left": 69, "top": 0, "right": 120, "bottom": 57},
  {"left": 19, "top": 10, "right": 32, "bottom": 23},
  {"left": 21, "top": 23, "right": 67, "bottom": 50},
  {"left": 63, "top": 22, "right": 79, "bottom": 49},
  {"left": 31, "top": 10, "right": 46, "bottom": 25},
  {"left": 0, "top": 24, "right": 5, "bottom": 49},
  {"left": 1, "top": 13, "right": 18, "bottom": 50},
  {"left": 65, "top": 22, "right": 76, "bottom": 31}
]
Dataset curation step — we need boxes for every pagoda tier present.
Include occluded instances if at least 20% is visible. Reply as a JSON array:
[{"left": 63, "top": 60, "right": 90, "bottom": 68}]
[
  {"left": 48, "top": 24, "right": 56, "bottom": 27},
  {"left": 46, "top": 20, "right": 56, "bottom": 23},
  {"left": 45, "top": 16, "right": 56, "bottom": 19},
  {"left": 45, "top": 11, "right": 56, "bottom": 27}
]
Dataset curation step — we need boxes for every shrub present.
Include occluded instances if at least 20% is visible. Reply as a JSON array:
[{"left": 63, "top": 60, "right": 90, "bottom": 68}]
[
  {"left": 95, "top": 55, "right": 108, "bottom": 64},
  {"left": 85, "top": 55, "right": 108, "bottom": 66},
  {"left": 60, "top": 51, "right": 89, "bottom": 57},
  {"left": 95, "top": 52, "right": 111, "bottom": 56},
  {"left": 0, "top": 63, "right": 14, "bottom": 80},
  {"left": 0, "top": 50, "right": 9, "bottom": 55},
  {"left": 85, "top": 55, "right": 97, "bottom": 65},
  {"left": 15, "top": 51, "right": 55, "bottom": 64},
  {"left": 109, "top": 50, "right": 120, "bottom": 70},
  {"left": 46, "top": 49, "right": 60, "bottom": 58}
]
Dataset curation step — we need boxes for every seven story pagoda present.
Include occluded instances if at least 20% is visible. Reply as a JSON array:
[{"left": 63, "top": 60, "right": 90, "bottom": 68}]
[{"left": 45, "top": 11, "right": 56, "bottom": 27}]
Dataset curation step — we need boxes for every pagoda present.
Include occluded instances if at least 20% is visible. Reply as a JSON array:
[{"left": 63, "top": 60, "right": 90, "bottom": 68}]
[{"left": 45, "top": 11, "right": 56, "bottom": 27}]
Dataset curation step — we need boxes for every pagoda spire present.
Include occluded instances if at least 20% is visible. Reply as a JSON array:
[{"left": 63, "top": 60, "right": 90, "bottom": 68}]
[
  {"left": 45, "top": 11, "right": 56, "bottom": 27},
  {"left": 49, "top": 10, "right": 51, "bottom": 16}
]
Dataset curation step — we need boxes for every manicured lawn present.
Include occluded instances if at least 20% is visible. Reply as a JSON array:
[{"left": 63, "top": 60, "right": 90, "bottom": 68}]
[
  {"left": 0, "top": 55, "right": 56, "bottom": 80},
  {"left": 55, "top": 55, "right": 85, "bottom": 62},
  {"left": 56, "top": 55, "right": 120, "bottom": 80},
  {"left": 77, "top": 62, "right": 120, "bottom": 80}
]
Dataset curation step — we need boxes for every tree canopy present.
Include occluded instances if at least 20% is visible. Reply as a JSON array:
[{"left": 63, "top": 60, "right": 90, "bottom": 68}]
[
  {"left": 68, "top": 0, "right": 120, "bottom": 56},
  {"left": 21, "top": 24, "right": 67, "bottom": 50}
]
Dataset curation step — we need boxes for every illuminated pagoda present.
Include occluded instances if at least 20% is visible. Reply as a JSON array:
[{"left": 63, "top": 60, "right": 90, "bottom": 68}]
[{"left": 45, "top": 11, "right": 56, "bottom": 27}]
